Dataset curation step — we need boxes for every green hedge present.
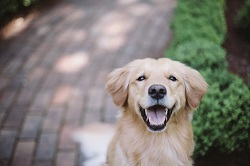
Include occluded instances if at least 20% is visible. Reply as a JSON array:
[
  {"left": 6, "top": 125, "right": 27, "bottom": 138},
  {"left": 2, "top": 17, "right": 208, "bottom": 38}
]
[
  {"left": 165, "top": 0, "right": 250, "bottom": 156},
  {"left": 0, "top": 0, "right": 37, "bottom": 14},
  {"left": 0, "top": 0, "right": 38, "bottom": 18},
  {"left": 168, "top": 0, "right": 226, "bottom": 47},
  {"left": 235, "top": 0, "right": 250, "bottom": 40}
]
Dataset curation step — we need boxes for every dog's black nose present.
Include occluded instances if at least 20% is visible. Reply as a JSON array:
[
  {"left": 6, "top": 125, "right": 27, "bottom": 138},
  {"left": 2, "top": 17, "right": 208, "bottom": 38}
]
[{"left": 148, "top": 84, "right": 166, "bottom": 100}]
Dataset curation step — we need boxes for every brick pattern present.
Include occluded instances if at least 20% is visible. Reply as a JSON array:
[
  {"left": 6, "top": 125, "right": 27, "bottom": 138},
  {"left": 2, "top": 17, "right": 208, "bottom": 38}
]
[
  {"left": 56, "top": 151, "right": 76, "bottom": 166},
  {"left": 0, "top": 0, "right": 175, "bottom": 165},
  {"left": 0, "top": 130, "right": 17, "bottom": 159},
  {"left": 42, "top": 107, "right": 64, "bottom": 132},
  {"left": 58, "top": 124, "right": 77, "bottom": 150},
  {"left": 12, "top": 141, "right": 35, "bottom": 166},
  {"left": 20, "top": 115, "right": 42, "bottom": 139},
  {"left": 3, "top": 106, "right": 27, "bottom": 128},
  {"left": 35, "top": 133, "right": 57, "bottom": 161}
]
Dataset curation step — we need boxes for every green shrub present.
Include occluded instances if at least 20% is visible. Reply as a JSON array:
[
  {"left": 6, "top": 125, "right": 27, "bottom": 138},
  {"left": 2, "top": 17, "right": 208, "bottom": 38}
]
[
  {"left": 170, "top": 0, "right": 226, "bottom": 46},
  {"left": 194, "top": 71, "right": 250, "bottom": 155},
  {"left": 0, "top": 0, "right": 39, "bottom": 28},
  {"left": 0, "top": 0, "right": 38, "bottom": 18},
  {"left": 235, "top": 0, "right": 250, "bottom": 40},
  {"left": 167, "top": 39, "right": 227, "bottom": 71},
  {"left": 165, "top": 0, "right": 250, "bottom": 156}
]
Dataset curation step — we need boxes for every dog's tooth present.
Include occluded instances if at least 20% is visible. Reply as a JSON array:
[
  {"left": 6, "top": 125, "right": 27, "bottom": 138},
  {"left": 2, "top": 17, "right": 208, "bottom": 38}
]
[{"left": 145, "top": 109, "right": 149, "bottom": 120}]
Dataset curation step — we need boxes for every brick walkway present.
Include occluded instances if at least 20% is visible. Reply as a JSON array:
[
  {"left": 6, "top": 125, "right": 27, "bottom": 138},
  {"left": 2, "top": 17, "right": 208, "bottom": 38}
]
[{"left": 0, "top": 0, "right": 176, "bottom": 165}]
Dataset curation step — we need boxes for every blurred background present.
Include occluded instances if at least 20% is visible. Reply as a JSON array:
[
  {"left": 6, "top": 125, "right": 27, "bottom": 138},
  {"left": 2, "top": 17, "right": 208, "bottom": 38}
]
[{"left": 0, "top": 0, "right": 249, "bottom": 166}]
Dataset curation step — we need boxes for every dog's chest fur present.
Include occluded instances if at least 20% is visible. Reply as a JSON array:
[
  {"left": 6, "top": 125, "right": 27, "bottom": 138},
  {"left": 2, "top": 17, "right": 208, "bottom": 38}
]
[
  {"left": 119, "top": 135, "right": 185, "bottom": 166},
  {"left": 107, "top": 113, "right": 194, "bottom": 166}
]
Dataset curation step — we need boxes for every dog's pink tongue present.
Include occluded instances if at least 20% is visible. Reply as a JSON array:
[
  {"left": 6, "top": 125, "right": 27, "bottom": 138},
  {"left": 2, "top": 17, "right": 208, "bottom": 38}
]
[{"left": 147, "top": 108, "right": 166, "bottom": 125}]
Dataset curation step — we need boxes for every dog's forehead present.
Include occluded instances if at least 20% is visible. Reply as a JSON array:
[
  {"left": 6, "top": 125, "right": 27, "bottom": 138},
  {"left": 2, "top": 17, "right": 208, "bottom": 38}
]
[{"left": 133, "top": 58, "right": 176, "bottom": 73}]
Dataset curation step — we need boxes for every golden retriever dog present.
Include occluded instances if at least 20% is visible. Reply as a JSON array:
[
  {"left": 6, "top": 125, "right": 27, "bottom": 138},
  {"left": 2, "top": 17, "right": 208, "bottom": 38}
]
[{"left": 105, "top": 58, "right": 208, "bottom": 166}]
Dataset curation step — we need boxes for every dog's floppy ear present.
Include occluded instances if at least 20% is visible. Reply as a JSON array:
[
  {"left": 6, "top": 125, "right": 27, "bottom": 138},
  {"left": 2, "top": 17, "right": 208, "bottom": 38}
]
[
  {"left": 106, "top": 67, "right": 130, "bottom": 107},
  {"left": 179, "top": 63, "right": 208, "bottom": 110}
]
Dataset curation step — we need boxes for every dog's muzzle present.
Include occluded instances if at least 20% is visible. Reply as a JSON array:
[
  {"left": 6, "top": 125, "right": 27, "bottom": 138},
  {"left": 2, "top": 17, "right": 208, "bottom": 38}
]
[{"left": 140, "top": 84, "right": 175, "bottom": 131}]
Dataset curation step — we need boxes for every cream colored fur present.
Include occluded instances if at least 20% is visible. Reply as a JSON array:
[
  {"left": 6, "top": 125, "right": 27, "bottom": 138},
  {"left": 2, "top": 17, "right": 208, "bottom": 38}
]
[{"left": 105, "top": 58, "right": 208, "bottom": 166}]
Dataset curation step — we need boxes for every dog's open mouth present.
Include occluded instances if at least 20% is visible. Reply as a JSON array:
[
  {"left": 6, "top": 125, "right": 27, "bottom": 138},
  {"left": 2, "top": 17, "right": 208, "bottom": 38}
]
[{"left": 140, "top": 104, "right": 175, "bottom": 131}]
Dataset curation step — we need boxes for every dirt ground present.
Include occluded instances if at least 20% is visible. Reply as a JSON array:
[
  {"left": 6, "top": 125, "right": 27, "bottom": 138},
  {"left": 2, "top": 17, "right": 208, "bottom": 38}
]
[{"left": 224, "top": 0, "right": 250, "bottom": 85}]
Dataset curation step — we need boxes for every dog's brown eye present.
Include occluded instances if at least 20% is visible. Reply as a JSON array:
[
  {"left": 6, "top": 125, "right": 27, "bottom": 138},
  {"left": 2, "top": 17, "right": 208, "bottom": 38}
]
[
  {"left": 137, "top": 76, "right": 146, "bottom": 81},
  {"left": 169, "top": 75, "right": 177, "bottom": 81}
]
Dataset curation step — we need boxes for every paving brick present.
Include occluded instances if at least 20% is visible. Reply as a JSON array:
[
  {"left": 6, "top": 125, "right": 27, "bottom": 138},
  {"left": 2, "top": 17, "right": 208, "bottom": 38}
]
[
  {"left": 23, "top": 57, "right": 40, "bottom": 71},
  {"left": 0, "top": 109, "right": 7, "bottom": 126},
  {"left": 56, "top": 151, "right": 76, "bottom": 166},
  {"left": 14, "top": 45, "right": 34, "bottom": 60},
  {"left": 1, "top": 60, "right": 22, "bottom": 76},
  {"left": 35, "top": 132, "right": 57, "bottom": 160},
  {"left": 41, "top": 71, "right": 60, "bottom": 89},
  {"left": 0, "top": 159, "right": 9, "bottom": 166},
  {"left": 0, "top": 78, "right": 9, "bottom": 90},
  {"left": 0, "top": 90, "right": 17, "bottom": 109},
  {"left": 87, "top": 87, "right": 105, "bottom": 111},
  {"left": 0, "top": 130, "right": 17, "bottom": 158},
  {"left": 27, "top": 67, "right": 47, "bottom": 86},
  {"left": 59, "top": 124, "right": 77, "bottom": 150},
  {"left": 51, "top": 85, "right": 73, "bottom": 106},
  {"left": 84, "top": 109, "right": 101, "bottom": 124},
  {"left": 29, "top": 108, "right": 45, "bottom": 115},
  {"left": 12, "top": 141, "right": 35, "bottom": 166},
  {"left": 78, "top": 151, "right": 84, "bottom": 166},
  {"left": 70, "top": 87, "right": 85, "bottom": 102},
  {"left": 76, "top": 74, "right": 92, "bottom": 93},
  {"left": 7, "top": 73, "right": 27, "bottom": 88},
  {"left": 40, "top": 48, "right": 60, "bottom": 68},
  {"left": 4, "top": 106, "right": 27, "bottom": 128},
  {"left": 84, "top": 87, "right": 105, "bottom": 124},
  {"left": 20, "top": 115, "right": 42, "bottom": 139},
  {"left": 0, "top": 113, "right": 5, "bottom": 126},
  {"left": 30, "top": 90, "right": 52, "bottom": 110},
  {"left": 16, "top": 88, "right": 35, "bottom": 106},
  {"left": 65, "top": 100, "right": 83, "bottom": 124},
  {"left": 0, "top": 108, "right": 6, "bottom": 114},
  {"left": 0, "top": 37, "right": 25, "bottom": 66},
  {"left": 103, "top": 96, "right": 117, "bottom": 123},
  {"left": 62, "top": 73, "right": 81, "bottom": 85},
  {"left": 33, "top": 162, "right": 52, "bottom": 166},
  {"left": 95, "top": 70, "right": 108, "bottom": 86},
  {"left": 42, "top": 107, "right": 64, "bottom": 132}
]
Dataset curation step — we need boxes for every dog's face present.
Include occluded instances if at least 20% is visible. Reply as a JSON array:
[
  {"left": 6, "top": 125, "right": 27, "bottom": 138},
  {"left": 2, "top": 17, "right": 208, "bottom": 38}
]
[{"left": 106, "top": 58, "right": 207, "bottom": 132}]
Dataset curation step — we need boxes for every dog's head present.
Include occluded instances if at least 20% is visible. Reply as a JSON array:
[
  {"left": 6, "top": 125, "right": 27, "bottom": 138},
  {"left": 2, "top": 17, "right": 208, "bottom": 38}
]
[{"left": 106, "top": 58, "right": 207, "bottom": 132}]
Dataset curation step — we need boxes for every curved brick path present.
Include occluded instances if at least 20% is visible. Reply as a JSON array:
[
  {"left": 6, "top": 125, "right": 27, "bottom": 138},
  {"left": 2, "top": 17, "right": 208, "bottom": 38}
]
[{"left": 0, "top": 0, "right": 176, "bottom": 165}]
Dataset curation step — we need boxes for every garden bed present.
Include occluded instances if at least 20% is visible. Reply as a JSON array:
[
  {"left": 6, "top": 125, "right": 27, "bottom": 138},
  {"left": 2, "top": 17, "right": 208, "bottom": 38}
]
[
  {"left": 224, "top": 0, "right": 250, "bottom": 85},
  {"left": 196, "top": 1, "right": 250, "bottom": 164},
  {"left": 165, "top": 0, "right": 250, "bottom": 165}
]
